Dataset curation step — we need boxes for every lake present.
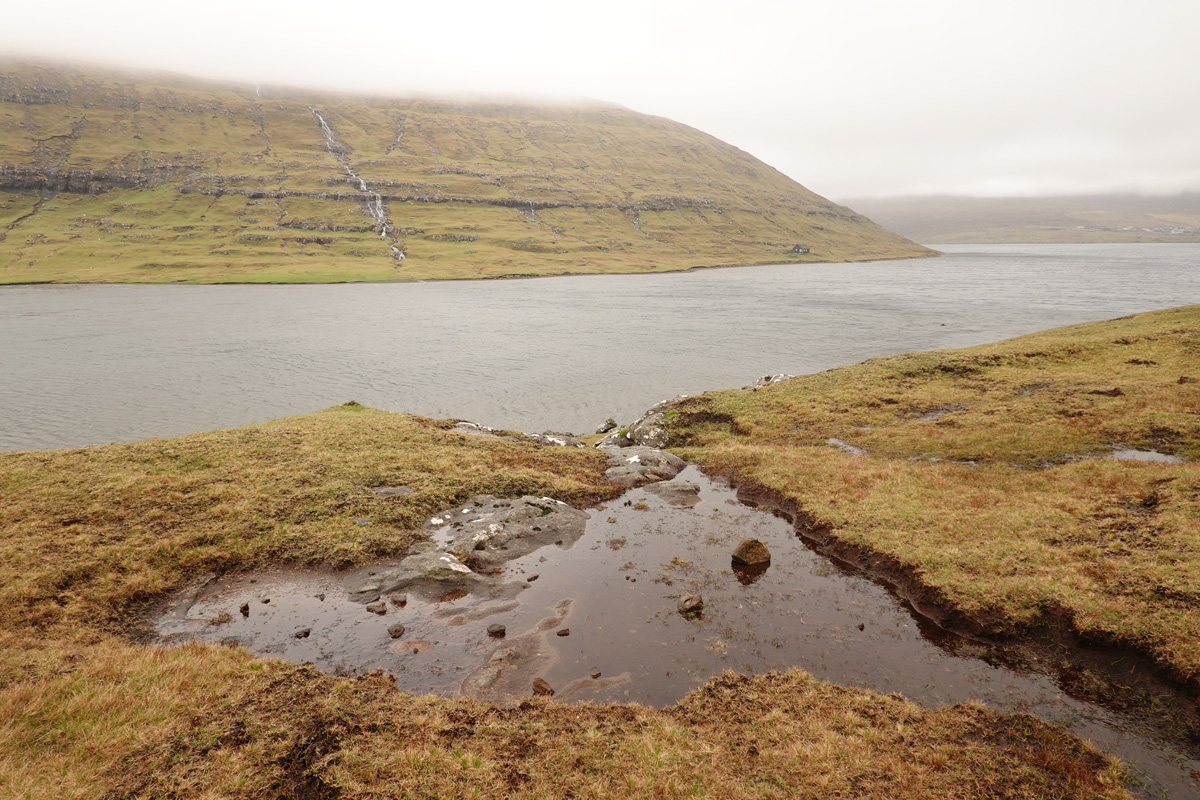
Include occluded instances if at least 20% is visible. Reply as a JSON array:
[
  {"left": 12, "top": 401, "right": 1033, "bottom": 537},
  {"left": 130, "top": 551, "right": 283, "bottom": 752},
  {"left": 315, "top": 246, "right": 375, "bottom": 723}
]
[{"left": 2, "top": 243, "right": 1198, "bottom": 452}]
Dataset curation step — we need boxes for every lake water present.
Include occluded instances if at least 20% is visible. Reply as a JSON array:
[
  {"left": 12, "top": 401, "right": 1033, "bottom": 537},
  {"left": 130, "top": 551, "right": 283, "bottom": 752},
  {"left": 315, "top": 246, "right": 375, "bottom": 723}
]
[{"left": 2, "top": 243, "right": 1198, "bottom": 451}]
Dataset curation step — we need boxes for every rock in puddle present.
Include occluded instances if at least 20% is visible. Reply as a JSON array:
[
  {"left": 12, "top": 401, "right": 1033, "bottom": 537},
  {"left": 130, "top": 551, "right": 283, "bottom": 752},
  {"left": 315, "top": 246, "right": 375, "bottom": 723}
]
[
  {"left": 388, "top": 623, "right": 406, "bottom": 639},
  {"left": 732, "top": 538, "right": 771, "bottom": 566},
  {"left": 645, "top": 479, "right": 701, "bottom": 506},
  {"left": 532, "top": 677, "right": 555, "bottom": 696},
  {"left": 677, "top": 594, "right": 704, "bottom": 616},
  {"left": 429, "top": 495, "right": 590, "bottom": 569},
  {"left": 602, "top": 446, "right": 686, "bottom": 487}
]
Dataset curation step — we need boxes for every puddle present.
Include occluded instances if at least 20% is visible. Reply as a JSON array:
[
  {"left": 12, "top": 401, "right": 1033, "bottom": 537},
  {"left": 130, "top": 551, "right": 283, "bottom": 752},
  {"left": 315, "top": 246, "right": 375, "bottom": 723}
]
[
  {"left": 1107, "top": 448, "right": 1187, "bottom": 464},
  {"left": 150, "top": 466, "right": 1200, "bottom": 798}
]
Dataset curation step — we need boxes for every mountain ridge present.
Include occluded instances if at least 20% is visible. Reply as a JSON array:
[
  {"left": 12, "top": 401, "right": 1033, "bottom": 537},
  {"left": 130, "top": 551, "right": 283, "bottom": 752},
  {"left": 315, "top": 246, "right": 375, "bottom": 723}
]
[{"left": 0, "top": 59, "right": 930, "bottom": 283}]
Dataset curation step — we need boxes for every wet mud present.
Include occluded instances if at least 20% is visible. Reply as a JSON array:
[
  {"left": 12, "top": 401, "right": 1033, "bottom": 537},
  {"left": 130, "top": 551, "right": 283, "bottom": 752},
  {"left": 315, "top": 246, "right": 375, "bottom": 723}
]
[{"left": 150, "top": 465, "right": 1200, "bottom": 798}]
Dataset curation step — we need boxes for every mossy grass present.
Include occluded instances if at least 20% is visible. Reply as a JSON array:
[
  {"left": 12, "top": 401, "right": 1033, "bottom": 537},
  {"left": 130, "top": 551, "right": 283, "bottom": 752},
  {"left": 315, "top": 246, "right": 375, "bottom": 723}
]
[
  {"left": 666, "top": 305, "right": 1200, "bottom": 683},
  {"left": 0, "top": 404, "right": 1130, "bottom": 797}
]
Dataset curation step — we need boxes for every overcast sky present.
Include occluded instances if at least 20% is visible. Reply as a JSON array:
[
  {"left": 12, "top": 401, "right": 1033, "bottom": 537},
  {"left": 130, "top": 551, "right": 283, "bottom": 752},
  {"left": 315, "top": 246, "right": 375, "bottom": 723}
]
[{"left": 3, "top": 0, "right": 1198, "bottom": 201}]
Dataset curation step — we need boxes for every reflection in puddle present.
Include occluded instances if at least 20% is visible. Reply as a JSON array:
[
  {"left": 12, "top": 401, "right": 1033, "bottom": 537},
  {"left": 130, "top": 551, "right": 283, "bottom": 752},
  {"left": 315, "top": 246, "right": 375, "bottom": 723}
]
[{"left": 151, "top": 466, "right": 1198, "bottom": 798}]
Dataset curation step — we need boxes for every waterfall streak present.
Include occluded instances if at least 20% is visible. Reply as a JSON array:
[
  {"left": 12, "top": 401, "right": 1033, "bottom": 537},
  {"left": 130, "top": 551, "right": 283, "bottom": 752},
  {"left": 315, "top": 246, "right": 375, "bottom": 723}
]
[{"left": 310, "top": 107, "right": 405, "bottom": 261}]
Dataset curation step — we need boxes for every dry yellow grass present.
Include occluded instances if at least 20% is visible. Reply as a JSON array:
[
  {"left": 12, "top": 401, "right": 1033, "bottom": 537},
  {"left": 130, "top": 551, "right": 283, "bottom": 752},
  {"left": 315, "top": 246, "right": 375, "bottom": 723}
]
[{"left": 0, "top": 402, "right": 1132, "bottom": 798}]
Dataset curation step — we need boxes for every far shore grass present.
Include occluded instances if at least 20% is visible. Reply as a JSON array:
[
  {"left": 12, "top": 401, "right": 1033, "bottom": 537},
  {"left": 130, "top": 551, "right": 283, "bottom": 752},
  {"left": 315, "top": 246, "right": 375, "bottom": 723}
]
[
  {"left": 0, "top": 402, "right": 1132, "bottom": 798},
  {"left": 665, "top": 305, "right": 1200, "bottom": 687}
]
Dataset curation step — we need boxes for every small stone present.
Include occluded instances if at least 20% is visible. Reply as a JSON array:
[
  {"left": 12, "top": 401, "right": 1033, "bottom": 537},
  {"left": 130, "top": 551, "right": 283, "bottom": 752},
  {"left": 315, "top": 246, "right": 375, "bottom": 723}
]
[
  {"left": 261, "top": 598, "right": 271, "bottom": 604},
  {"left": 389, "top": 593, "right": 408, "bottom": 607},
  {"left": 388, "top": 623, "right": 406, "bottom": 639},
  {"left": 532, "top": 677, "right": 554, "bottom": 696},
  {"left": 294, "top": 627, "right": 311, "bottom": 639},
  {"left": 487, "top": 624, "right": 506, "bottom": 638},
  {"left": 239, "top": 602, "right": 249, "bottom": 616},
  {"left": 677, "top": 595, "right": 703, "bottom": 615},
  {"left": 527, "top": 574, "right": 539, "bottom": 582},
  {"left": 731, "top": 538, "right": 771, "bottom": 566},
  {"left": 596, "top": 418, "right": 618, "bottom": 434},
  {"left": 607, "top": 517, "right": 617, "bottom": 523},
  {"left": 590, "top": 668, "right": 602, "bottom": 679},
  {"left": 556, "top": 628, "right": 570, "bottom": 637},
  {"left": 857, "top": 623, "right": 865, "bottom": 631},
  {"left": 366, "top": 601, "right": 387, "bottom": 615},
  {"left": 315, "top": 593, "right": 325, "bottom": 601}
]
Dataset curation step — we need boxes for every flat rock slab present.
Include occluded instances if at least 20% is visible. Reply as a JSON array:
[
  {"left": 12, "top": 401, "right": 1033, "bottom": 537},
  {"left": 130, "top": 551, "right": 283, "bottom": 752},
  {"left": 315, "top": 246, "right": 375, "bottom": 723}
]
[
  {"left": 428, "top": 495, "right": 590, "bottom": 568},
  {"left": 644, "top": 479, "right": 701, "bottom": 507},
  {"left": 370, "top": 485, "right": 413, "bottom": 498},
  {"left": 603, "top": 446, "right": 686, "bottom": 487},
  {"left": 351, "top": 547, "right": 482, "bottom": 601}
]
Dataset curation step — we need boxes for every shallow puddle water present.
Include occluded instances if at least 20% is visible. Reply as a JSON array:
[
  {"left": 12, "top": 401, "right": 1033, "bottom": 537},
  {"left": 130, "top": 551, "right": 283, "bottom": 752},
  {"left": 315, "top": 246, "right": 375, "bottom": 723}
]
[{"left": 152, "top": 466, "right": 1199, "bottom": 798}]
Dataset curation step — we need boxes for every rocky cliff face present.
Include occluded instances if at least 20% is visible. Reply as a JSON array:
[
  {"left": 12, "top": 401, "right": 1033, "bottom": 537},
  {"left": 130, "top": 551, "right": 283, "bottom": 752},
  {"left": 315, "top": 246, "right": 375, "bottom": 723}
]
[{"left": 0, "top": 60, "right": 932, "bottom": 283}]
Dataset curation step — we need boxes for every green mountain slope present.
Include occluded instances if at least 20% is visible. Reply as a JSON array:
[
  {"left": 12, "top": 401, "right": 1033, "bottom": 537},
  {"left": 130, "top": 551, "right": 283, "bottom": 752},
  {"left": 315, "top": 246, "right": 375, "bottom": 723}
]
[{"left": 0, "top": 60, "right": 930, "bottom": 283}]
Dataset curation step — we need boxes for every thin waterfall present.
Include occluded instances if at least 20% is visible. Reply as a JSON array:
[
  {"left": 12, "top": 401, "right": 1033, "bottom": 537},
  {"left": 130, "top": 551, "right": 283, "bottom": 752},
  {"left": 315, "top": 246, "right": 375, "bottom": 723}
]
[{"left": 310, "top": 107, "right": 405, "bottom": 261}]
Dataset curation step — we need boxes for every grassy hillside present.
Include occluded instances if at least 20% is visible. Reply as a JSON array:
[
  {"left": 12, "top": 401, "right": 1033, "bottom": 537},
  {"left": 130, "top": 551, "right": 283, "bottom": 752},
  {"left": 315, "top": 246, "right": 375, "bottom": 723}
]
[
  {"left": 845, "top": 193, "right": 1200, "bottom": 243},
  {"left": 665, "top": 306, "right": 1200, "bottom": 685},
  {"left": 0, "top": 60, "right": 930, "bottom": 283},
  {"left": 0, "top": 403, "right": 1127, "bottom": 798}
]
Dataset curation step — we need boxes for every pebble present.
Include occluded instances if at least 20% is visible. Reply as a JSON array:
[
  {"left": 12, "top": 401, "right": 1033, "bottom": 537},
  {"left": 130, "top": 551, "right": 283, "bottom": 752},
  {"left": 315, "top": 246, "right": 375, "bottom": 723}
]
[
  {"left": 294, "top": 628, "right": 311, "bottom": 639},
  {"left": 487, "top": 624, "right": 506, "bottom": 638},
  {"left": 390, "top": 594, "right": 408, "bottom": 607},
  {"left": 590, "top": 669, "right": 602, "bottom": 679},
  {"left": 239, "top": 602, "right": 249, "bottom": 616},
  {"left": 556, "top": 628, "right": 570, "bottom": 637},
  {"left": 532, "top": 677, "right": 554, "bottom": 696},
  {"left": 677, "top": 595, "right": 704, "bottom": 615},
  {"left": 365, "top": 601, "right": 387, "bottom": 615},
  {"left": 388, "top": 624, "right": 406, "bottom": 639},
  {"left": 527, "top": 574, "right": 540, "bottom": 582}
]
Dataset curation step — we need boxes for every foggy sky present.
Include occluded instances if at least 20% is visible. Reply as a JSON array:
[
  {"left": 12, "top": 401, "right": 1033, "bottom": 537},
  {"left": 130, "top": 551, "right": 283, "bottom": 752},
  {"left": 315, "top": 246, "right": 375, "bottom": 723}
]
[{"left": 3, "top": 0, "right": 1198, "bottom": 202}]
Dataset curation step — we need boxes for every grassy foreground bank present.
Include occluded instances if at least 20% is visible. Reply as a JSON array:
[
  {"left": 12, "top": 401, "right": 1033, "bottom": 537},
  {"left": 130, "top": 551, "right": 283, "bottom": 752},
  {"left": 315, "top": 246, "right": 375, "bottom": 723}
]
[
  {"left": 666, "top": 306, "right": 1200, "bottom": 687},
  {"left": 0, "top": 405, "right": 1129, "bottom": 797}
]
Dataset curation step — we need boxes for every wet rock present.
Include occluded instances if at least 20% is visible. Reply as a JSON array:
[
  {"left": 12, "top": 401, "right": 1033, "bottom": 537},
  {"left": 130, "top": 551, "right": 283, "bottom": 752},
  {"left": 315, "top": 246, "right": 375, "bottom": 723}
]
[
  {"left": 645, "top": 479, "right": 701, "bottom": 507},
  {"left": 603, "top": 446, "right": 686, "bottom": 487},
  {"left": 596, "top": 427, "right": 634, "bottom": 448},
  {"left": 370, "top": 485, "right": 413, "bottom": 498},
  {"left": 744, "top": 374, "right": 795, "bottom": 389},
  {"left": 590, "top": 668, "right": 602, "bottom": 679},
  {"left": 388, "top": 623, "right": 406, "bottom": 639},
  {"left": 532, "top": 677, "right": 555, "bottom": 696},
  {"left": 294, "top": 627, "right": 311, "bottom": 639},
  {"left": 596, "top": 418, "right": 617, "bottom": 434},
  {"left": 556, "top": 628, "right": 570, "bottom": 637},
  {"left": 453, "top": 421, "right": 500, "bottom": 437},
  {"left": 627, "top": 410, "right": 669, "bottom": 449},
  {"left": 487, "top": 624, "right": 506, "bottom": 637},
  {"left": 677, "top": 594, "right": 704, "bottom": 616},
  {"left": 365, "top": 601, "right": 387, "bottom": 615},
  {"left": 239, "top": 602, "right": 249, "bottom": 617},
  {"left": 732, "top": 538, "right": 771, "bottom": 566},
  {"left": 431, "top": 495, "right": 590, "bottom": 568},
  {"left": 527, "top": 574, "right": 539, "bottom": 582},
  {"left": 523, "top": 432, "right": 586, "bottom": 447},
  {"left": 389, "top": 593, "right": 407, "bottom": 607}
]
